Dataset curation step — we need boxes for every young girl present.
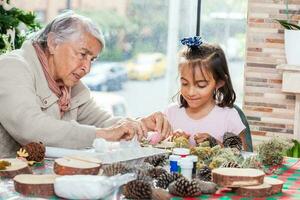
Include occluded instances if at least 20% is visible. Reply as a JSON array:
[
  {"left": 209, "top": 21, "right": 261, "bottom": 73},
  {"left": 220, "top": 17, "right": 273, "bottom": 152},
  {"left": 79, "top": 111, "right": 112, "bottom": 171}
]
[{"left": 164, "top": 36, "right": 248, "bottom": 151}]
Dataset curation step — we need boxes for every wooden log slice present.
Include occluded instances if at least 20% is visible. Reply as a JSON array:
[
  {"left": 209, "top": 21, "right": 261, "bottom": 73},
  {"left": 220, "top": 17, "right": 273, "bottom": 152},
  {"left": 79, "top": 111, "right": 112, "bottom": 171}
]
[
  {"left": 236, "top": 183, "right": 272, "bottom": 197},
  {"left": 14, "top": 174, "right": 57, "bottom": 197},
  {"left": 0, "top": 158, "right": 31, "bottom": 178},
  {"left": 264, "top": 177, "right": 284, "bottom": 195},
  {"left": 212, "top": 168, "right": 265, "bottom": 187},
  {"left": 54, "top": 157, "right": 101, "bottom": 175}
]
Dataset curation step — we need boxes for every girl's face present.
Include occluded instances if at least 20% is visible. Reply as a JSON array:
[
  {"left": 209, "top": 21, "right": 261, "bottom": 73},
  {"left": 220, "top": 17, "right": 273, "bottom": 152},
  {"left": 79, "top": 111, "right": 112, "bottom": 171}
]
[{"left": 180, "top": 64, "right": 218, "bottom": 110}]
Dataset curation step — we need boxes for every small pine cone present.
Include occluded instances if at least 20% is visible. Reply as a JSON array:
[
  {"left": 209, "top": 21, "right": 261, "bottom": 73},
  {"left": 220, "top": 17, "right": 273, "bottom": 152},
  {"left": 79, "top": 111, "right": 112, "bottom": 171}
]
[
  {"left": 102, "top": 162, "right": 129, "bottom": 176},
  {"left": 168, "top": 177, "right": 202, "bottom": 197},
  {"left": 204, "top": 136, "right": 218, "bottom": 147},
  {"left": 197, "top": 166, "right": 212, "bottom": 182},
  {"left": 221, "top": 161, "right": 240, "bottom": 168},
  {"left": 195, "top": 179, "right": 218, "bottom": 194},
  {"left": 223, "top": 132, "right": 242, "bottom": 151},
  {"left": 128, "top": 167, "right": 153, "bottom": 183},
  {"left": 122, "top": 180, "right": 152, "bottom": 200},
  {"left": 156, "top": 171, "right": 182, "bottom": 189},
  {"left": 147, "top": 166, "right": 167, "bottom": 179},
  {"left": 21, "top": 142, "right": 45, "bottom": 162},
  {"left": 144, "top": 154, "right": 167, "bottom": 167}
]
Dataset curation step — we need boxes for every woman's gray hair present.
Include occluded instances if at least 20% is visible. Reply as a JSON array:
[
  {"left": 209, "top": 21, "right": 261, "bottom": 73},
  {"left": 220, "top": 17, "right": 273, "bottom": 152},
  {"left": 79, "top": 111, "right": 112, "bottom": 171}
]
[{"left": 33, "top": 11, "right": 105, "bottom": 50}]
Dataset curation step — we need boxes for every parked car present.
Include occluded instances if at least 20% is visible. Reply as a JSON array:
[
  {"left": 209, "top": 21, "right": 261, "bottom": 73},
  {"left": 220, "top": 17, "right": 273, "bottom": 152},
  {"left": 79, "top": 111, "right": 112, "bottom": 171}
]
[
  {"left": 82, "top": 62, "right": 127, "bottom": 91},
  {"left": 126, "top": 53, "right": 166, "bottom": 81},
  {"left": 90, "top": 91, "right": 128, "bottom": 117}
]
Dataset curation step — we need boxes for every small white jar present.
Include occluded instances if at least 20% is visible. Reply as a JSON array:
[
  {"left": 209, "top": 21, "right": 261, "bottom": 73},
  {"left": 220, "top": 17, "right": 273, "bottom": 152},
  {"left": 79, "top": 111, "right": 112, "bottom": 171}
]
[{"left": 179, "top": 157, "right": 193, "bottom": 180}]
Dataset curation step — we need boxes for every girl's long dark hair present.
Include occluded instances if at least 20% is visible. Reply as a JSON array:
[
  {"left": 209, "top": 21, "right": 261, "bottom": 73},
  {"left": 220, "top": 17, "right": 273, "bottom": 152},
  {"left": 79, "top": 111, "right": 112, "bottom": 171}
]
[{"left": 178, "top": 43, "right": 236, "bottom": 108}]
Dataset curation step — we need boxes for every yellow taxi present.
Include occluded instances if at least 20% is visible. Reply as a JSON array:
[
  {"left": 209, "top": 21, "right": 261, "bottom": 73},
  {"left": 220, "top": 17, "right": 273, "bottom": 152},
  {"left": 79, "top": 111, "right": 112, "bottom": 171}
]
[{"left": 126, "top": 53, "right": 166, "bottom": 80}]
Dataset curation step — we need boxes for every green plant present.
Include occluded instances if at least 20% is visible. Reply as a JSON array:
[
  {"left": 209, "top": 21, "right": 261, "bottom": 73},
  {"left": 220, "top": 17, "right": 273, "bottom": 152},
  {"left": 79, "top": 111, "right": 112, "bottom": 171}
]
[
  {"left": 275, "top": 0, "right": 300, "bottom": 30},
  {"left": 275, "top": 19, "right": 300, "bottom": 30},
  {"left": 285, "top": 139, "right": 300, "bottom": 158},
  {"left": 0, "top": 0, "right": 41, "bottom": 54}
]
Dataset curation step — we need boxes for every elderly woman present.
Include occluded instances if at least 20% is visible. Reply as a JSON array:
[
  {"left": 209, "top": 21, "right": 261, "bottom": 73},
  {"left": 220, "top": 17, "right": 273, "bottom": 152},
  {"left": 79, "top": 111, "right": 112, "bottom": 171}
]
[{"left": 0, "top": 12, "right": 171, "bottom": 157}]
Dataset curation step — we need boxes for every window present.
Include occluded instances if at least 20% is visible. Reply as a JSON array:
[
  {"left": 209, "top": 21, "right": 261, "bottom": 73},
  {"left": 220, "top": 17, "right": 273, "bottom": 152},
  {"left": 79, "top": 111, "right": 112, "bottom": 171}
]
[
  {"left": 14, "top": 0, "right": 247, "bottom": 117},
  {"left": 200, "top": 0, "right": 247, "bottom": 106}
]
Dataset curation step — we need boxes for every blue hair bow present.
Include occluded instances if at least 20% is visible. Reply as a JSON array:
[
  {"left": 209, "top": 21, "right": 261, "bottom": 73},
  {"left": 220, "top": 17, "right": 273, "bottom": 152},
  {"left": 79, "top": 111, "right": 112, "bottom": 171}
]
[{"left": 180, "top": 36, "right": 202, "bottom": 47}]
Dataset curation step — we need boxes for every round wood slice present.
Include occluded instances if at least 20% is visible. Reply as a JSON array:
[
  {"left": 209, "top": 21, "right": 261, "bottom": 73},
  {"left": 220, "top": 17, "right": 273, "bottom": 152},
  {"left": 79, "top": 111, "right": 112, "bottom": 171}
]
[
  {"left": 212, "top": 168, "right": 265, "bottom": 187},
  {"left": 14, "top": 174, "right": 57, "bottom": 197},
  {"left": 236, "top": 183, "right": 272, "bottom": 197},
  {"left": 264, "top": 177, "right": 284, "bottom": 194},
  {"left": 54, "top": 157, "right": 101, "bottom": 175},
  {"left": 0, "top": 158, "right": 31, "bottom": 178}
]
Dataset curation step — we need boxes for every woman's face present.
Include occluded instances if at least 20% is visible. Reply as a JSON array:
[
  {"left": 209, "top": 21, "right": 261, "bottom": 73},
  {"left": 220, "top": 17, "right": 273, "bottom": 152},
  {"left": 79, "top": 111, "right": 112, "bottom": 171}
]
[
  {"left": 49, "top": 32, "right": 102, "bottom": 87},
  {"left": 180, "top": 64, "right": 217, "bottom": 110}
]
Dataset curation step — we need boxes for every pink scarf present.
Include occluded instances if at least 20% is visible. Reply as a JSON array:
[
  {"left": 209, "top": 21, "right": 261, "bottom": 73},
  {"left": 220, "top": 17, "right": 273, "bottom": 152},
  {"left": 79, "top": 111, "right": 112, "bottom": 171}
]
[{"left": 33, "top": 42, "right": 71, "bottom": 117}]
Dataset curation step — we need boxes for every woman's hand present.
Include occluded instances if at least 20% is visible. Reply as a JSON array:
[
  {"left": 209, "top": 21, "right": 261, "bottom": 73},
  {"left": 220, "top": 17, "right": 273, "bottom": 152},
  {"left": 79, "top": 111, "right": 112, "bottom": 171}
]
[
  {"left": 96, "top": 118, "right": 147, "bottom": 141},
  {"left": 140, "top": 112, "right": 172, "bottom": 140},
  {"left": 194, "top": 133, "right": 211, "bottom": 145}
]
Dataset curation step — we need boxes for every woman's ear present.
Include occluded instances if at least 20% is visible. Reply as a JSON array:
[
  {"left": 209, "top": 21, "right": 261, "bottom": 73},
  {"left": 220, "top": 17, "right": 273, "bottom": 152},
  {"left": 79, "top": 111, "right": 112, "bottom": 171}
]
[
  {"left": 216, "top": 80, "right": 225, "bottom": 90},
  {"left": 47, "top": 32, "right": 57, "bottom": 54}
]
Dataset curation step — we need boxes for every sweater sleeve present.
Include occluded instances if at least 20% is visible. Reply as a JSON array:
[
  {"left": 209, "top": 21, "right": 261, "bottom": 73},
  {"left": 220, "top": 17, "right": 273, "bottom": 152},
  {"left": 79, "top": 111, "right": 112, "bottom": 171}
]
[
  {"left": 0, "top": 58, "right": 97, "bottom": 149},
  {"left": 226, "top": 108, "right": 246, "bottom": 136},
  {"left": 76, "top": 97, "right": 122, "bottom": 128}
]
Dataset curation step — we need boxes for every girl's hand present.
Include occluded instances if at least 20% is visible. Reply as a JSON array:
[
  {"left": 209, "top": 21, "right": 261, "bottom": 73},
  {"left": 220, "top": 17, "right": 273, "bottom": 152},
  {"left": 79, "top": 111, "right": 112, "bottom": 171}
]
[
  {"left": 140, "top": 112, "right": 172, "bottom": 140},
  {"left": 194, "top": 133, "right": 211, "bottom": 145},
  {"left": 171, "top": 129, "right": 190, "bottom": 141}
]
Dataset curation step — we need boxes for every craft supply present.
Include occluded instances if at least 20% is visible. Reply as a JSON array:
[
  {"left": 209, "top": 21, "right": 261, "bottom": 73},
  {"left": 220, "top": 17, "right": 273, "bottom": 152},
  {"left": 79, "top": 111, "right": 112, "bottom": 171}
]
[
  {"left": 0, "top": 158, "right": 31, "bottom": 178},
  {"left": 14, "top": 174, "right": 57, "bottom": 197},
  {"left": 179, "top": 157, "right": 193, "bottom": 180},
  {"left": 187, "top": 155, "right": 198, "bottom": 178},
  {"left": 169, "top": 155, "right": 180, "bottom": 173},
  {"left": 54, "top": 157, "right": 101, "bottom": 175},
  {"left": 212, "top": 168, "right": 265, "bottom": 187},
  {"left": 173, "top": 148, "right": 190, "bottom": 157}
]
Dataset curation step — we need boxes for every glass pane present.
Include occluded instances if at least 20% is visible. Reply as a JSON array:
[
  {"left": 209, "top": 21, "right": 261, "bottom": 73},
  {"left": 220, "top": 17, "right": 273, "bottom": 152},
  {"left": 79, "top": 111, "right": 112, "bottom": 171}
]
[
  {"left": 200, "top": 0, "right": 247, "bottom": 106},
  {"left": 12, "top": 0, "right": 197, "bottom": 117}
]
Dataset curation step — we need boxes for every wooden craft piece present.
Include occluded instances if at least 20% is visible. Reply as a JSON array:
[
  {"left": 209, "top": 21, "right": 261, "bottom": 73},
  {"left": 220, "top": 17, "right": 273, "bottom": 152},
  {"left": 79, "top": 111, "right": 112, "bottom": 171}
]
[
  {"left": 14, "top": 174, "right": 57, "bottom": 197},
  {"left": 0, "top": 158, "right": 31, "bottom": 178},
  {"left": 236, "top": 183, "right": 271, "bottom": 197},
  {"left": 212, "top": 168, "right": 265, "bottom": 187},
  {"left": 54, "top": 157, "right": 101, "bottom": 175},
  {"left": 264, "top": 176, "right": 284, "bottom": 194}
]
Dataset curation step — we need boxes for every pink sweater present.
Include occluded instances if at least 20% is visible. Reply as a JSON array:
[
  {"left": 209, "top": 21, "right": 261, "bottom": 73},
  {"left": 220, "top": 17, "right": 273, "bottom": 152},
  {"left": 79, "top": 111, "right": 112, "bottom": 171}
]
[{"left": 164, "top": 103, "right": 245, "bottom": 146}]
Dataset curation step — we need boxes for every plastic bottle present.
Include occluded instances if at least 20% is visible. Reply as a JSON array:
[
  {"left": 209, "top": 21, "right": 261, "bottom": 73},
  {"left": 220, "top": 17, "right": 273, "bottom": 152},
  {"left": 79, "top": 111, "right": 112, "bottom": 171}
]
[
  {"left": 187, "top": 155, "right": 198, "bottom": 178},
  {"left": 172, "top": 148, "right": 190, "bottom": 157},
  {"left": 179, "top": 157, "right": 193, "bottom": 180},
  {"left": 169, "top": 155, "right": 180, "bottom": 173}
]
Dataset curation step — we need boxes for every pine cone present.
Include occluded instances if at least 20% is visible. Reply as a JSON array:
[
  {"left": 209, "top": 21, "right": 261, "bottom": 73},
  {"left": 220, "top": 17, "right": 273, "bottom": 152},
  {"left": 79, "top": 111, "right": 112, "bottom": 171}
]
[
  {"left": 144, "top": 154, "right": 167, "bottom": 167},
  {"left": 18, "top": 142, "right": 45, "bottom": 162},
  {"left": 122, "top": 180, "right": 152, "bottom": 200},
  {"left": 147, "top": 166, "right": 167, "bottom": 179},
  {"left": 102, "top": 162, "right": 129, "bottom": 176},
  {"left": 195, "top": 179, "right": 218, "bottom": 194},
  {"left": 221, "top": 161, "right": 240, "bottom": 168},
  {"left": 168, "top": 177, "right": 202, "bottom": 197},
  {"left": 223, "top": 132, "right": 242, "bottom": 151},
  {"left": 156, "top": 171, "right": 182, "bottom": 189},
  {"left": 197, "top": 166, "right": 212, "bottom": 181},
  {"left": 204, "top": 136, "right": 218, "bottom": 147},
  {"left": 128, "top": 167, "right": 153, "bottom": 183}
]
